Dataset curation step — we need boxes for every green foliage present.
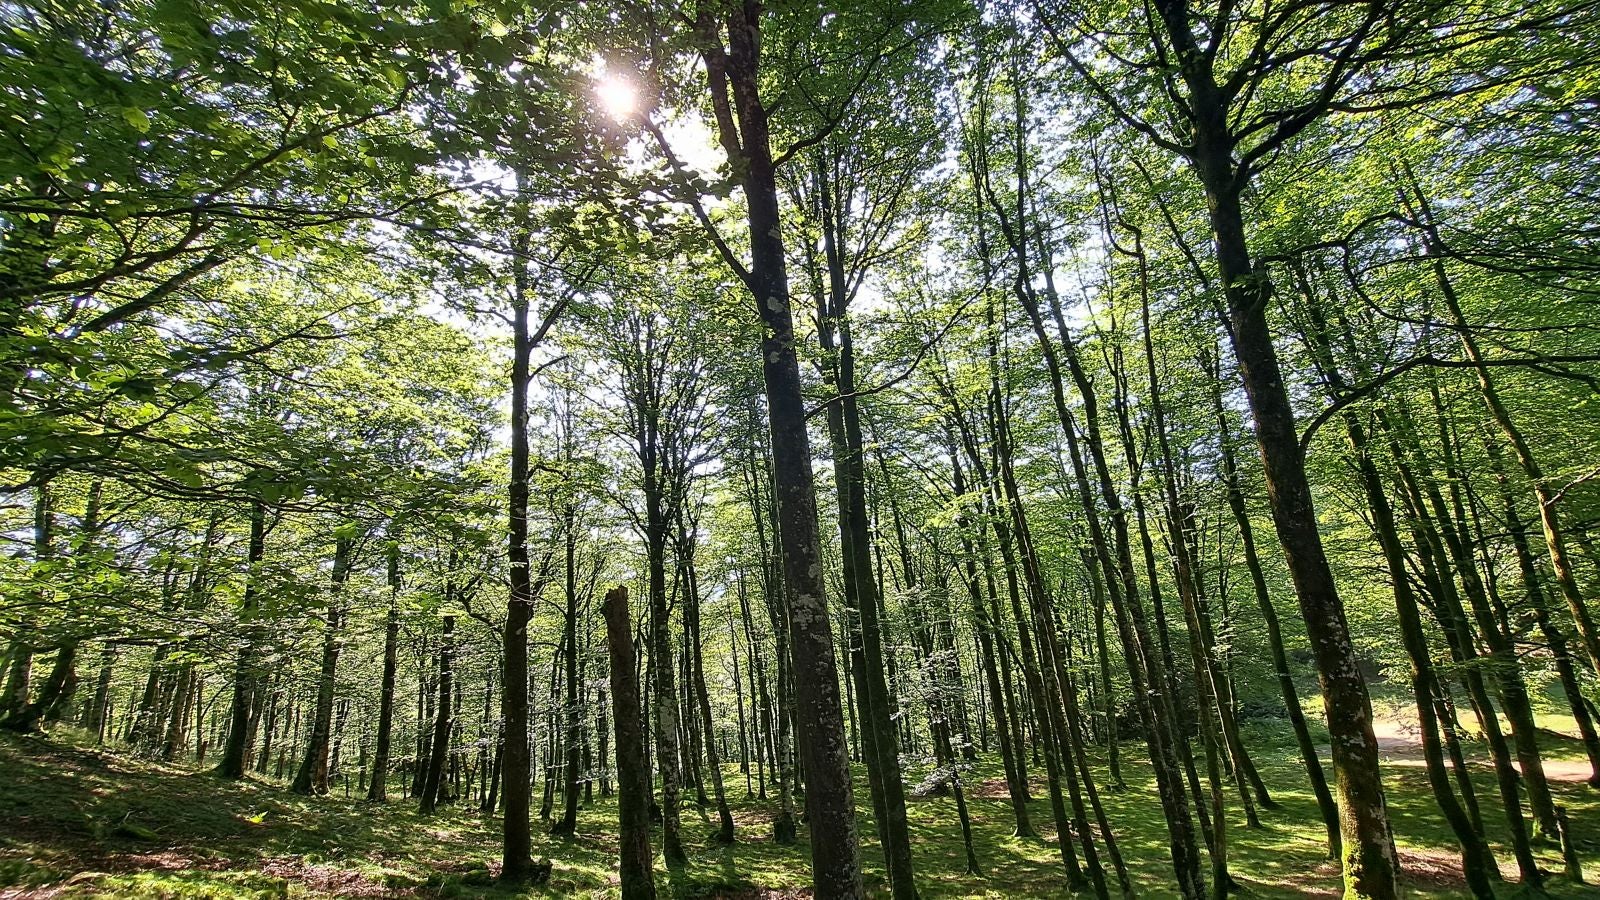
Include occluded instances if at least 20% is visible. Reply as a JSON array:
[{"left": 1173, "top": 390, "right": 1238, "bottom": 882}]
[{"left": 4, "top": 1, "right": 1600, "bottom": 897}]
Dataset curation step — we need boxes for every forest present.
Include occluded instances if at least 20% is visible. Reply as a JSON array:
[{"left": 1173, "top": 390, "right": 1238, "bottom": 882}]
[{"left": 3, "top": 0, "right": 1600, "bottom": 898}]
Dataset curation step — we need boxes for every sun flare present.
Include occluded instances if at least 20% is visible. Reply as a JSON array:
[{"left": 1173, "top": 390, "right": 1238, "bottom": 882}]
[{"left": 596, "top": 75, "right": 637, "bottom": 120}]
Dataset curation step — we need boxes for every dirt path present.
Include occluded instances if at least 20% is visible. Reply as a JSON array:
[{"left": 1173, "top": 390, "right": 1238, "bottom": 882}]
[{"left": 1364, "top": 709, "right": 1597, "bottom": 783}]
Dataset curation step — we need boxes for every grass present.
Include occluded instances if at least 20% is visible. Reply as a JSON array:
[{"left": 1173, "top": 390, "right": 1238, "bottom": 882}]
[{"left": 2, "top": 725, "right": 1598, "bottom": 899}]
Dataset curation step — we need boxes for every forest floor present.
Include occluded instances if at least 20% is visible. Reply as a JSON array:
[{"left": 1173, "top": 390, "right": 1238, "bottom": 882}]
[{"left": 2, "top": 720, "right": 1599, "bottom": 900}]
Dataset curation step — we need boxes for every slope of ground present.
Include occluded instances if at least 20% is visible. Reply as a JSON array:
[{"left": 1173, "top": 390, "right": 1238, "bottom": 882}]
[{"left": 2, "top": 727, "right": 1598, "bottom": 898}]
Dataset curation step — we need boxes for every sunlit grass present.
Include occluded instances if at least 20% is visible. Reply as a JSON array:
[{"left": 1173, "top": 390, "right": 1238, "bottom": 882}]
[{"left": 3, "top": 727, "right": 1597, "bottom": 898}]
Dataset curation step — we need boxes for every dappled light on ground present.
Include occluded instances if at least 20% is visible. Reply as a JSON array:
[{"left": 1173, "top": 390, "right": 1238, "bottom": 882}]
[{"left": 4, "top": 727, "right": 1597, "bottom": 898}]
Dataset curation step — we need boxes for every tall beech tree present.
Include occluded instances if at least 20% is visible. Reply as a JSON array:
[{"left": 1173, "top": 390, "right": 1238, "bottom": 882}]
[
  {"left": 498, "top": 223, "right": 571, "bottom": 883},
  {"left": 291, "top": 533, "right": 355, "bottom": 796}
]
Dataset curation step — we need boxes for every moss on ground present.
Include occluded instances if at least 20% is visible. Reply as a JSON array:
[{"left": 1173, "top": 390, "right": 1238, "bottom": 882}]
[{"left": 2, "top": 728, "right": 1597, "bottom": 898}]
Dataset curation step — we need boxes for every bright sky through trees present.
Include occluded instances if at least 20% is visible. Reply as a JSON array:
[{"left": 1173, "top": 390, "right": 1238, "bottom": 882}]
[{"left": 596, "top": 75, "right": 638, "bottom": 122}]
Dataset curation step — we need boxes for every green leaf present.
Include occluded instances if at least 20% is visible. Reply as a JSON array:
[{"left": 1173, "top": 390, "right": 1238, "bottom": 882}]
[{"left": 121, "top": 107, "right": 151, "bottom": 133}]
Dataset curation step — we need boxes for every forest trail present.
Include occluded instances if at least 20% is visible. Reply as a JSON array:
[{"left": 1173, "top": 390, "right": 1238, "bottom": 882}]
[{"left": 1365, "top": 707, "right": 1597, "bottom": 782}]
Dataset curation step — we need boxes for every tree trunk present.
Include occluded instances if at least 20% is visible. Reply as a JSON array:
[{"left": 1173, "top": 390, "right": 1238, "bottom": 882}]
[
  {"left": 696, "top": 9, "right": 862, "bottom": 893},
  {"left": 603, "top": 587, "right": 656, "bottom": 900},
  {"left": 987, "top": 403, "right": 1088, "bottom": 891},
  {"left": 5, "top": 644, "right": 76, "bottom": 733},
  {"left": 1345, "top": 412, "right": 1497, "bottom": 899},
  {"left": 2, "top": 485, "right": 59, "bottom": 732},
  {"left": 161, "top": 663, "right": 196, "bottom": 761},
  {"left": 541, "top": 634, "right": 560, "bottom": 821},
  {"left": 1130, "top": 267, "right": 1268, "bottom": 834},
  {"left": 217, "top": 501, "right": 267, "bottom": 780},
  {"left": 1384, "top": 424, "right": 1545, "bottom": 887},
  {"left": 680, "top": 515, "right": 734, "bottom": 843},
  {"left": 421, "top": 614, "right": 455, "bottom": 814},
  {"left": 644, "top": 440, "right": 685, "bottom": 867},
  {"left": 1208, "top": 359, "right": 1339, "bottom": 855},
  {"left": 85, "top": 645, "right": 116, "bottom": 743},
  {"left": 737, "top": 566, "right": 772, "bottom": 801},
  {"left": 954, "top": 435, "right": 1034, "bottom": 835},
  {"left": 1198, "top": 169, "right": 1394, "bottom": 900},
  {"left": 1, "top": 485, "right": 51, "bottom": 722},
  {"left": 553, "top": 516, "right": 583, "bottom": 836},
  {"left": 293, "top": 535, "right": 352, "bottom": 795},
  {"left": 500, "top": 226, "right": 537, "bottom": 883},
  {"left": 979, "top": 93, "right": 1204, "bottom": 886},
  {"left": 725, "top": 587, "right": 752, "bottom": 798},
  {"left": 1143, "top": 8, "right": 1398, "bottom": 887},
  {"left": 816, "top": 286, "right": 914, "bottom": 897},
  {"left": 368, "top": 542, "right": 401, "bottom": 802},
  {"left": 1386, "top": 360, "right": 1566, "bottom": 842}
]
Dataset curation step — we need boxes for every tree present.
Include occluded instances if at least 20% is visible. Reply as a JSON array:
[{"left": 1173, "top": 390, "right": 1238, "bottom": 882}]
[{"left": 602, "top": 585, "right": 656, "bottom": 900}]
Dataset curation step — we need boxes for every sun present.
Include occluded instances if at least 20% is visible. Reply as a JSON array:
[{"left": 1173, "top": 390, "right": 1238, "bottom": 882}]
[{"left": 596, "top": 75, "right": 637, "bottom": 121}]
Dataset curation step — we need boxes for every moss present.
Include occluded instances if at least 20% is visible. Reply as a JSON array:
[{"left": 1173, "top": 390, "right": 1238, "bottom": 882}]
[{"left": 3, "top": 728, "right": 1598, "bottom": 898}]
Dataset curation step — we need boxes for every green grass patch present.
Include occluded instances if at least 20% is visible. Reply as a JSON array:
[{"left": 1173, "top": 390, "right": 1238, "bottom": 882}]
[{"left": 3, "top": 728, "right": 1598, "bottom": 898}]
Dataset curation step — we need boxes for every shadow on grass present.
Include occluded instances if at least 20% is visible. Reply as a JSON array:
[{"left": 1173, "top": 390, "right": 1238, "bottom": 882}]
[{"left": 4, "top": 724, "right": 1600, "bottom": 898}]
